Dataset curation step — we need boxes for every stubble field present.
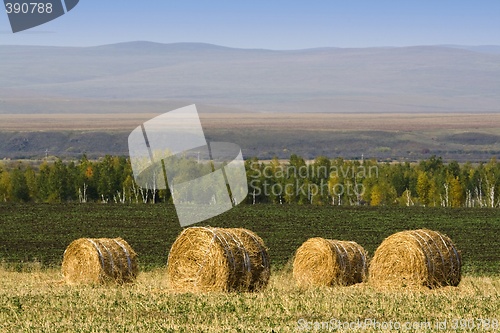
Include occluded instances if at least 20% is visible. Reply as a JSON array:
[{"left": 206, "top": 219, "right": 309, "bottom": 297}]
[
  {"left": 0, "top": 203, "right": 499, "bottom": 332},
  {"left": 1, "top": 268, "right": 499, "bottom": 332}
]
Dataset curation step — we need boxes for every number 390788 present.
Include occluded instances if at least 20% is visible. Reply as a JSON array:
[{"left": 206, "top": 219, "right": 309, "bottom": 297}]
[{"left": 5, "top": 2, "right": 53, "bottom": 14}]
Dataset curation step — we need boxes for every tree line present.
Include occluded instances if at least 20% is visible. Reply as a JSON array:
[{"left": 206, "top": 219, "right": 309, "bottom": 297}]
[{"left": 1, "top": 154, "right": 500, "bottom": 207}]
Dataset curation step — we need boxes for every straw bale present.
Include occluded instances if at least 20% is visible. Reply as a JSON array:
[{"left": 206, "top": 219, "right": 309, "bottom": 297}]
[
  {"left": 369, "top": 229, "right": 461, "bottom": 288},
  {"left": 166, "top": 227, "right": 270, "bottom": 293},
  {"left": 62, "top": 238, "right": 138, "bottom": 284},
  {"left": 292, "top": 237, "right": 368, "bottom": 287}
]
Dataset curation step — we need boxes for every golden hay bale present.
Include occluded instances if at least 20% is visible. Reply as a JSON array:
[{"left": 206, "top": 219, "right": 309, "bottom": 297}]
[
  {"left": 166, "top": 227, "right": 270, "bottom": 293},
  {"left": 369, "top": 229, "right": 462, "bottom": 289},
  {"left": 292, "top": 237, "right": 368, "bottom": 288},
  {"left": 62, "top": 238, "right": 138, "bottom": 284},
  {"left": 230, "top": 228, "right": 271, "bottom": 291}
]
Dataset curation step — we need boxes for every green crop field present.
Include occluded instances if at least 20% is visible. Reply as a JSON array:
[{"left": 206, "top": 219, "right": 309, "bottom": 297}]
[
  {"left": 1, "top": 204, "right": 500, "bottom": 332},
  {"left": 1, "top": 203, "right": 500, "bottom": 273}
]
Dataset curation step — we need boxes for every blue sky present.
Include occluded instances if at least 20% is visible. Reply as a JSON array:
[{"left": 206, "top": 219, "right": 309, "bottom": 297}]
[{"left": 1, "top": 1, "right": 500, "bottom": 49}]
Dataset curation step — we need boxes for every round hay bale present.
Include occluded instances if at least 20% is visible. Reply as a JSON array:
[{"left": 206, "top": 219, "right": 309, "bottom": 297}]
[
  {"left": 292, "top": 237, "right": 368, "bottom": 288},
  {"left": 230, "top": 228, "right": 271, "bottom": 291},
  {"left": 62, "top": 238, "right": 138, "bottom": 284},
  {"left": 369, "top": 229, "right": 462, "bottom": 289},
  {"left": 166, "top": 227, "right": 270, "bottom": 293}
]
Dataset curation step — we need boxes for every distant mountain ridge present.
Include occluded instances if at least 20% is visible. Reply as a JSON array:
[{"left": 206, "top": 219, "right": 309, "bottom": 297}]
[
  {"left": 442, "top": 45, "right": 500, "bottom": 55},
  {"left": 1, "top": 42, "right": 500, "bottom": 114}
]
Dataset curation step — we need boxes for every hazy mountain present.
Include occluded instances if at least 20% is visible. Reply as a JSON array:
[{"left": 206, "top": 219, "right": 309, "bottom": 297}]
[
  {"left": 1, "top": 42, "right": 500, "bottom": 113},
  {"left": 443, "top": 45, "right": 500, "bottom": 55}
]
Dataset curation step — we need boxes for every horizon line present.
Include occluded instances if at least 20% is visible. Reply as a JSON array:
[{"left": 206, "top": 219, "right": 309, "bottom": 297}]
[{"left": 1, "top": 40, "right": 500, "bottom": 51}]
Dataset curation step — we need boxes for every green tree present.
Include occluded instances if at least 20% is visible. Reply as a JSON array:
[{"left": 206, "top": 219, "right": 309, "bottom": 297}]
[
  {"left": 10, "top": 168, "right": 30, "bottom": 202},
  {"left": 419, "top": 155, "right": 443, "bottom": 174},
  {"left": 78, "top": 155, "right": 98, "bottom": 200},
  {"left": 37, "top": 162, "right": 51, "bottom": 202},
  {"left": 47, "top": 159, "right": 70, "bottom": 202},
  {"left": 388, "top": 163, "right": 412, "bottom": 196},
  {"left": 24, "top": 166, "right": 38, "bottom": 200}
]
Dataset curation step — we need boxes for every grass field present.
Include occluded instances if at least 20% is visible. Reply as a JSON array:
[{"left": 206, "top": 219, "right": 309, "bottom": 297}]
[{"left": 1, "top": 203, "right": 500, "bottom": 332}]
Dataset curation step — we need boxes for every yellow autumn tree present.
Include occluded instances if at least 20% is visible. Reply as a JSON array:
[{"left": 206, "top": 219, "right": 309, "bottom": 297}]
[
  {"left": 449, "top": 176, "right": 464, "bottom": 208},
  {"left": 370, "top": 184, "right": 383, "bottom": 206},
  {"left": 0, "top": 170, "right": 12, "bottom": 201},
  {"left": 416, "top": 171, "right": 431, "bottom": 206}
]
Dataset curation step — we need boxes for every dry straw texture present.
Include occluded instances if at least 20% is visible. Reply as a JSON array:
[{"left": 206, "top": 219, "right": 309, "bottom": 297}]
[
  {"left": 292, "top": 237, "right": 368, "bottom": 288},
  {"left": 62, "top": 238, "right": 138, "bottom": 284},
  {"left": 166, "top": 227, "right": 270, "bottom": 293},
  {"left": 369, "top": 229, "right": 462, "bottom": 289}
]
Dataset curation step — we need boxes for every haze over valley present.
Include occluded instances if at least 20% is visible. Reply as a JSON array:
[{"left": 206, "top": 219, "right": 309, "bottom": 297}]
[{"left": 1, "top": 42, "right": 500, "bottom": 114}]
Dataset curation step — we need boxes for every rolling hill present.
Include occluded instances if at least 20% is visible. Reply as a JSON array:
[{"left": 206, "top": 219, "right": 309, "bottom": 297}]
[{"left": 1, "top": 42, "right": 500, "bottom": 114}]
